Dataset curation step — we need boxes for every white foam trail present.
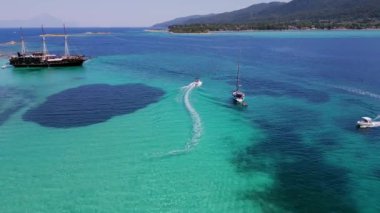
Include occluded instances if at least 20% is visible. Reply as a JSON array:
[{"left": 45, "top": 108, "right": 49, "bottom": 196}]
[
  {"left": 183, "top": 82, "right": 202, "bottom": 149},
  {"left": 165, "top": 81, "right": 202, "bottom": 156},
  {"left": 333, "top": 86, "right": 380, "bottom": 100}
]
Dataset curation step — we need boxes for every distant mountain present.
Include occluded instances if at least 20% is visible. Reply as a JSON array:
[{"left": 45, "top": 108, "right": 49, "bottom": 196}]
[
  {"left": 182, "top": 2, "right": 286, "bottom": 24},
  {"left": 151, "top": 2, "right": 285, "bottom": 28},
  {"left": 0, "top": 14, "right": 77, "bottom": 28},
  {"left": 154, "top": 0, "right": 380, "bottom": 28},
  {"left": 258, "top": 0, "right": 380, "bottom": 22}
]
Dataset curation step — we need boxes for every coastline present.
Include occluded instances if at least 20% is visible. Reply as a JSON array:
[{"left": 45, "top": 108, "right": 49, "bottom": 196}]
[{"left": 167, "top": 28, "right": 380, "bottom": 34}]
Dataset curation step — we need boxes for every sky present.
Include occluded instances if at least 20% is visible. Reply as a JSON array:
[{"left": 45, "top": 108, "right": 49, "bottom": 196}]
[{"left": 0, "top": 0, "right": 290, "bottom": 27}]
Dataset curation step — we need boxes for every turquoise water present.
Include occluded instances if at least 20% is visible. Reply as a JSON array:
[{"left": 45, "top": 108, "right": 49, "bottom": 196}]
[{"left": 1, "top": 29, "right": 380, "bottom": 212}]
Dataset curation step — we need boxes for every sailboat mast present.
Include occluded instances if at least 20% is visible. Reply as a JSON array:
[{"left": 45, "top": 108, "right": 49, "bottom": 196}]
[
  {"left": 236, "top": 63, "right": 240, "bottom": 91},
  {"left": 63, "top": 24, "right": 70, "bottom": 57},
  {"left": 19, "top": 27, "right": 26, "bottom": 54},
  {"left": 41, "top": 25, "right": 48, "bottom": 55}
]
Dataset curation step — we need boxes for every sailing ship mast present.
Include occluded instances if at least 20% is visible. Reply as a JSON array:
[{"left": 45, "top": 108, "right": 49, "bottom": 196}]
[
  {"left": 41, "top": 25, "right": 48, "bottom": 56},
  {"left": 20, "top": 27, "right": 26, "bottom": 54},
  {"left": 236, "top": 63, "right": 240, "bottom": 91},
  {"left": 63, "top": 24, "right": 70, "bottom": 57},
  {"left": 232, "top": 54, "right": 247, "bottom": 106}
]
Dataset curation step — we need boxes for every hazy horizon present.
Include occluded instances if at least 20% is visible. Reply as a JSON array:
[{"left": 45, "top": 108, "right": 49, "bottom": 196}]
[{"left": 0, "top": 0, "right": 289, "bottom": 27}]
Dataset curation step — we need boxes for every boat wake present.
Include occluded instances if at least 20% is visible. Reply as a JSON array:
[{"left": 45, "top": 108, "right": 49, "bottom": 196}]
[
  {"left": 1, "top": 64, "right": 10, "bottom": 69},
  {"left": 0, "top": 41, "right": 17, "bottom": 46},
  {"left": 333, "top": 86, "right": 380, "bottom": 100},
  {"left": 160, "top": 81, "right": 203, "bottom": 157}
]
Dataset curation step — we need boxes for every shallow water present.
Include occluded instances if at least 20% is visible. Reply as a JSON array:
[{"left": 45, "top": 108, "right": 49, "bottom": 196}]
[{"left": 0, "top": 28, "right": 380, "bottom": 212}]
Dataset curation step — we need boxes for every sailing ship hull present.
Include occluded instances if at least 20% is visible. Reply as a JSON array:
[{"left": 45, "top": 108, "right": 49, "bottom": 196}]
[{"left": 10, "top": 57, "right": 86, "bottom": 68}]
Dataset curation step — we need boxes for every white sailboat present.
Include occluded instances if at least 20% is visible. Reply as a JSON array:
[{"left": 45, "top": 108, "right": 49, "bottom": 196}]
[{"left": 232, "top": 63, "right": 247, "bottom": 106}]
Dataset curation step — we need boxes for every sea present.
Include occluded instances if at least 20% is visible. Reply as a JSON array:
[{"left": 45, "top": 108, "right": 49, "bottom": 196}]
[{"left": 0, "top": 28, "right": 380, "bottom": 212}]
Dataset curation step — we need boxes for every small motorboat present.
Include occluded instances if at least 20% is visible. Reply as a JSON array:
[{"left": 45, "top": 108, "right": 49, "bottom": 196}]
[
  {"left": 1, "top": 65, "right": 7, "bottom": 69},
  {"left": 194, "top": 79, "right": 202, "bottom": 87},
  {"left": 356, "top": 117, "right": 380, "bottom": 128}
]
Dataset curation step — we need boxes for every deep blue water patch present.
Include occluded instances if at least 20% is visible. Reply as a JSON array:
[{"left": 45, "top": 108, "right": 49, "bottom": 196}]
[
  {"left": 0, "top": 87, "right": 34, "bottom": 126},
  {"left": 316, "top": 133, "right": 341, "bottom": 148},
  {"left": 232, "top": 106, "right": 356, "bottom": 212},
  {"left": 23, "top": 84, "right": 165, "bottom": 128},
  {"left": 373, "top": 168, "right": 380, "bottom": 179},
  {"left": 254, "top": 106, "right": 322, "bottom": 133}
]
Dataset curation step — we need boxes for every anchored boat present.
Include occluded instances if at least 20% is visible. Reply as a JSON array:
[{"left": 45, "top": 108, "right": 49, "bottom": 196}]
[
  {"left": 9, "top": 26, "right": 87, "bottom": 68},
  {"left": 232, "top": 63, "right": 247, "bottom": 106}
]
